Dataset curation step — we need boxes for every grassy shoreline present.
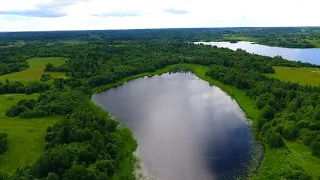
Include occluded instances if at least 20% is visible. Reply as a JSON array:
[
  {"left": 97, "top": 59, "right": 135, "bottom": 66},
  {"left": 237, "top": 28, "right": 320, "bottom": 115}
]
[
  {"left": 93, "top": 63, "right": 319, "bottom": 179},
  {"left": 93, "top": 64, "right": 264, "bottom": 178}
]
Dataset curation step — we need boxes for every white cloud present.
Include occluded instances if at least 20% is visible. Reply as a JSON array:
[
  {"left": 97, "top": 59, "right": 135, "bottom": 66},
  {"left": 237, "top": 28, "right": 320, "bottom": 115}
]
[{"left": 0, "top": 0, "right": 319, "bottom": 31}]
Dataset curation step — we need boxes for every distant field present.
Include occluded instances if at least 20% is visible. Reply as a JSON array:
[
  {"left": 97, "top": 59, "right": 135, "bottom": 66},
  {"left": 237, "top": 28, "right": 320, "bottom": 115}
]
[
  {"left": 0, "top": 41, "right": 25, "bottom": 48},
  {"left": 0, "top": 94, "right": 61, "bottom": 173},
  {"left": 223, "top": 35, "right": 255, "bottom": 42},
  {"left": 0, "top": 57, "right": 67, "bottom": 83},
  {"left": 307, "top": 39, "right": 320, "bottom": 48},
  {"left": 266, "top": 66, "right": 320, "bottom": 86}
]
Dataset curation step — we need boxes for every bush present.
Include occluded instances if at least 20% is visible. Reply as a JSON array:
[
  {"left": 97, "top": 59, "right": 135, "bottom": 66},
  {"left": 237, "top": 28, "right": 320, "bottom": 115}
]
[
  {"left": 282, "top": 122, "right": 297, "bottom": 140},
  {"left": 0, "top": 132, "right": 8, "bottom": 155},
  {"left": 279, "top": 164, "right": 311, "bottom": 180},
  {"left": 63, "top": 165, "right": 97, "bottom": 180},
  {"left": 46, "top": 173, "right": 59, "bottom": 180},
  {"left": 268, "top": 132, "right": 284, "bottom": 148},
  {"left": 260, "top": 105, "right": 275, "bottom": 120},
  {"left": 6, "top": 105, "right": 27, "bottom": 117},
  {"left": 40, "top": 74, "right": 52, "bottom": 81},
  {"left": 310, "top": 141, "right": 320, "bottom": 157}
]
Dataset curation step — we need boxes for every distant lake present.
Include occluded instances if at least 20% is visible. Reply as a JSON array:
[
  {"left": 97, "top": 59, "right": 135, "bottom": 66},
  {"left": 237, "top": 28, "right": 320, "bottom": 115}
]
[
  {"left": 93, "top": 73, "right": 261, "bottom": 180},
  {"left": 196, "top": 41, "right": 320, "bottom": 65}
]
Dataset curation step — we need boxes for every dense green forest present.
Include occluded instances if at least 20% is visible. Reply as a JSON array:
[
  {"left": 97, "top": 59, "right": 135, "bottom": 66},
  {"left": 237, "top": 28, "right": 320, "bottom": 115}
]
[
  {"left": 0, "top": 28, "right": 319, "bottom": 179},
  {"left": 1, "top": 27, "right": 319, "bottom": 48}
]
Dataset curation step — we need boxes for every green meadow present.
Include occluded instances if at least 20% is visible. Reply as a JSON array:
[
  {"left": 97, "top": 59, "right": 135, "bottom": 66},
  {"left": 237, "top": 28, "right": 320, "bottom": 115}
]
[
  {"left": 266, "top": 66, "right": 320, "bottom": 86},
  {"left": 0, "top": 94, "right": 61, "bottom": 173},
  {"left": 307, "top": 39, "right": 320, "bottom": 48},
  {"left": 223, "top": 35, "right": 256, "bottom": 42},
  {"left": 0, "top": 57, "right": 67, "bottom": 83}
]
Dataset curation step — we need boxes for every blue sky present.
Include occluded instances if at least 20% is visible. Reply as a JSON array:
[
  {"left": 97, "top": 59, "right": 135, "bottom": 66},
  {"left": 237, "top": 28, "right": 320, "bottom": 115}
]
[{"left": 0, "top": 0, "right": 319, "bottom": 31}]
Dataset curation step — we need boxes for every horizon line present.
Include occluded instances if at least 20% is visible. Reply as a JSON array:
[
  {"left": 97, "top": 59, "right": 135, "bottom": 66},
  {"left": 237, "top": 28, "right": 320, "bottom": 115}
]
[{"left": 1, "top": 26, "right": 320, "bottom": 33}]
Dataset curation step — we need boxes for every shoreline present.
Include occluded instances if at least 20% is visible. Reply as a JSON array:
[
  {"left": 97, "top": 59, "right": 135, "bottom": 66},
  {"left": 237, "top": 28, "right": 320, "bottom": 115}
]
[
  {"left": 196, "top": 40, "right": 320, "bottom": 49},
  {"left": 92, "top": 63, "right": 266, "bottom": 179}
]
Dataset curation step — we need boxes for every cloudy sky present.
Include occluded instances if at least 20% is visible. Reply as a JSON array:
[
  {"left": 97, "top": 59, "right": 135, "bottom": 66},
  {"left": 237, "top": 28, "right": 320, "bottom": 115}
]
[{"left": 0, "top": 0, "right": 319, "bottom": 32}]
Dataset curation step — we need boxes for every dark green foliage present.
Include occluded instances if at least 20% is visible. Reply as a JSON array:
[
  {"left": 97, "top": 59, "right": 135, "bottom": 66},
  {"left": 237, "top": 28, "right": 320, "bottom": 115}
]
[
  {"left": 63, "top": 165, "right": 97, "bottom": 180},
  {"left": 0, "top": 132, "right": 8, "bottom": 155},
  {"left": 40, "top": 74, "right": 52, "bottom": 81},
  {"left": 46, "top": 173, "right": 59, "bottom": 180},
  {"left": 279, "top": 164, "right": 311, "bottom": 180},
  {"left": 0, "top": 80, "right": 50, "bottom": 95},
  {"left": 0, "top": 62, "right": 29, "bottom": 76},
  {"left": 268, "top": 132, "right": 284, "bottom": 148},
  {"left": 0, "top": 172, "right": 9, "bottom": 180},
  {"left": 260, "top": 105, "right": 275, "bottom": 120},
  {"left": 310, "top": 141, "right": 320, "bottom": 157},
  {"left": 256, "top": 93, "right": 276, "bottom": 109},
  {"left": 282, "top": 122, "right": 297, "bottom": 140},
  {"left": 33, "top": 146, "right": 75, "bottom": 178}
]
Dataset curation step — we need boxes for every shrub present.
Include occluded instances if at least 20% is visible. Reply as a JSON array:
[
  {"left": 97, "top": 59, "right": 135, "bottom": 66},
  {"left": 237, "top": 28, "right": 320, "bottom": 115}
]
[
  {"left": 0, "top": 132, "right": 8, "bottom": 155},
  {"left": 310, "top": 141, "right": 320, "bottom": 157}
]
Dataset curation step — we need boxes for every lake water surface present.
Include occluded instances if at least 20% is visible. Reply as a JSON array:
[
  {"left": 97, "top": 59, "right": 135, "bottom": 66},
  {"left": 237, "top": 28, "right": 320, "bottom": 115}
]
[
  {"left": 196, "top": 41, "right": 320, "bottom": 65},
  {"left": 93, "top": 73, "right": 260, "bottom": 180}
]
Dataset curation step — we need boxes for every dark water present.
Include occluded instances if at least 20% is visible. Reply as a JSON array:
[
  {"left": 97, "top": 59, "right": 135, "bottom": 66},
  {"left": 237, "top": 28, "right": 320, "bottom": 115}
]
[
  {"left": 196, "top": 41, "right": 320, "bottom": 65},
  {"left": 93, "top": 73, "right": 259, "bottom": 180}
]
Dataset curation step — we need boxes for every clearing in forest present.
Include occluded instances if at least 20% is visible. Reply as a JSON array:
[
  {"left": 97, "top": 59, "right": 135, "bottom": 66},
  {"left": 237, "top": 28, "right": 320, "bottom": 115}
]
[
  {"left": 0, "top": 94, "right": 61, "bottom": 173},
  {"left": 266, "top": 66, "right": 320, "bottom": 86},
  {"left": 0, "top": 57, "right": 67, "bottom": 83}
]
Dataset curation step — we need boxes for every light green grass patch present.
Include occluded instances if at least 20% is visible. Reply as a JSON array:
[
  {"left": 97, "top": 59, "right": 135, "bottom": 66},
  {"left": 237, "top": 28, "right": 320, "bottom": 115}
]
[
  {"left": 307, "top": 39, "right": 320, "bottom": 48},
  {"left": 0, "top": 57, "right": 67, "bottom": 83},
  {"left": 266, "top": 66, "right": 320, "bottom": 86},
  {"left": 0, "top": 94, "right": 62, "bottom": 173},
  {"left": 259, "top": 143, "right": 320, "bottom": 180},
  {"left": 224, "top": 35, "right": 256, "bottom": 42},
  {"left": 286, "top": 141, "right": 320, "bottom": 178},
  {"left": 258, "top": 146, "right": 290, "bottom": 180}
]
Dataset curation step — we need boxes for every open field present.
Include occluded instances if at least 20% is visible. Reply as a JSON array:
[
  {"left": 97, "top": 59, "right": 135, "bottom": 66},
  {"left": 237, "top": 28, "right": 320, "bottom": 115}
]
[
  {"left": 223, "top": 35, "right": 256, "bottom": 42},
  {"left": 0, "top": 94, "right": 62, "bottom": 173},
  {"left": 266, "top": 66, "right": 320, "bottom": 86},
  {"left": 307, "top": 39, "right": 320, "bottom": 48},
  {"left": 0, "top": 57, "right": 67, "bottom": 83}
]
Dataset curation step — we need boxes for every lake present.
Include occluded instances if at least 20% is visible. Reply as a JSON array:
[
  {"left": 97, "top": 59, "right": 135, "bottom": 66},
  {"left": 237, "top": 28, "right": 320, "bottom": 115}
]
[
  {"left": 196, "top": 41, "right": 320, "bottom": 65},
  {"left": 92, "top": 73, "right": 261, "bottom": 180}
]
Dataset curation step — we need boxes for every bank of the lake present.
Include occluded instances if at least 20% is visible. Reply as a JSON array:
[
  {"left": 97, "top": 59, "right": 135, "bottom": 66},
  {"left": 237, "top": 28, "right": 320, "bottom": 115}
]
[
  {"left": 93, "top": 64, "right": 265, "bottom": 178},
  {"left": 93, "top": 70, "right": 262, "bottom": 179},
  {"left": 197, "top": 41, "right": 320, "bottom": 65},
  {"left": 93, "top": 63, "right": 320, "bottom": 179}
]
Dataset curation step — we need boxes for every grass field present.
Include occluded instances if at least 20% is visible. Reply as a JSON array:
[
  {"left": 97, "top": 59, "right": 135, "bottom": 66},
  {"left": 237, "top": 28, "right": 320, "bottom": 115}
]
[
  {"left": 307, "top": 39, "right": 320, "bottom": 48},
  {"left": 223, "top": 35, "right": 256, "bottom": 42},
  {"left": 266, "top": 66, "right": 320, "bottom": 86},
  {"left": 286, "top": 141, "right": 320, "bottom": 178},
  {"left": 0, "top": 57, "right": 67, "bottom": 83},
  {"left": 259, "top": 142, "right": 320, "bottom": 180},
  {"left": 0, "top": 94, "right": 62, "bottom": 173}
]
